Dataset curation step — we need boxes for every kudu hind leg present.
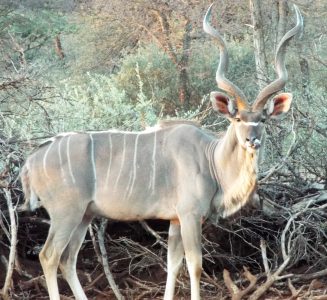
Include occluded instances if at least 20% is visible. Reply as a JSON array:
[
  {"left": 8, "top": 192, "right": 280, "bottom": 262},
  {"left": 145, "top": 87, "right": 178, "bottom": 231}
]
[
  {"left": 59, "top": 215, "right": 93, "bottom": 300},
  {"left": 164, "top": 222, "right": 184, "bottom": 300},
  {"left": 179, "top": 214, "right": 202, "bottom": 300},
  {"left": 39, "top": 213, "right": 84, "bottom": 300}
]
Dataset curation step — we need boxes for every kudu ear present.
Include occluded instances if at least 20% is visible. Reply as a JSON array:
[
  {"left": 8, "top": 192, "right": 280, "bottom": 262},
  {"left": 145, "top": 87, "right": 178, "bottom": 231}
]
[
  {"left": 266, "top": 93, "right": 292, "bottom": 119},
  {"left": 210, "top": 91, "right": 237, "bottom": 117}
]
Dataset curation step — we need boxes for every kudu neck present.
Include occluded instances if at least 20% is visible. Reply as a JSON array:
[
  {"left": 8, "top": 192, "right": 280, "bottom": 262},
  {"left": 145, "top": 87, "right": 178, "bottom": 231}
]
[
  {"left": 217, "top": 124, "right": 259, "bottom": 167},
  {"left": 213, "top": 124, "right": 259, "bottom": 218}
]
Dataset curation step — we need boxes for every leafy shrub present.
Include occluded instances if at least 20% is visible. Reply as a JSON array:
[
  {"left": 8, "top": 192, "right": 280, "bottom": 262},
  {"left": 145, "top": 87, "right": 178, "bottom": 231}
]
[
  {"left": 52, "top": 72, "right": 157, "bottom": 132},
  {"left": 113, "top": 44, "right": 179, "bottom": 113},
  {"left": 189, "top": 39, "right": 256, "bottom": 102}
]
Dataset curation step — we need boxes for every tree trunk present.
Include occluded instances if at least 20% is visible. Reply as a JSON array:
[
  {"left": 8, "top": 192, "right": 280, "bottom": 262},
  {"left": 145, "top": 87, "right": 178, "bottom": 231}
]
[
  {"left": 249, "top": 0, "right": 268, "bottom": 90},
  {"left": 54, "top": 34, "right": 65, "bottom": 59},
  {"left": 153, "top": 10, "right": 192, "bottom": 109},
  {"left": 178, "top": 20, "right": 192, "bottom": 108},
  {"left": 153, "top": 10, "right": 178, "bottom": 65}
]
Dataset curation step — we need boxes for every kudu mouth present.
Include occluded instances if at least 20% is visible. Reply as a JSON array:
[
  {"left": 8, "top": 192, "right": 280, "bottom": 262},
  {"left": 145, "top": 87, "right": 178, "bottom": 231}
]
[{"left": 245, "top": 138, "right": 261, "bottom": 152}]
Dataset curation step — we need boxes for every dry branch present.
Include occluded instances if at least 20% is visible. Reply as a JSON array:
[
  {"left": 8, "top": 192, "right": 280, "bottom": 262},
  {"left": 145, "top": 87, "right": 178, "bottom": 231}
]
[
  {"left": 97, "top": 220, "right": 124, "bottom": 300},
  {"left": 293, "top": 268, "right": 327, "bottom": 282},
  {"left": 140, "top": 221, "right": 167, "bottom": 249},
  {"left": 286, "top": 278, "right": 304, "bottom": 300},
  {"left": 259, "top": 108, "right": 297, "bottom": 183},
  {"left": 18, "top": 275, "right": 47, "bottom": 291},
  {"left": 223, "top": 267, "right": 257, "bottom": 300},
  {"left": 0, "top": 189, "right": 18, "bottom": 300}
]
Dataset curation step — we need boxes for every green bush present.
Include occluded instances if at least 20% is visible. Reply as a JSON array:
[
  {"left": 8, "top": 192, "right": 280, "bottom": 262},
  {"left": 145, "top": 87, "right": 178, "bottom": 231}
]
[
  {"left": 52, "top": 72, "right": 157, "bottom": 132},
  {"left": 189, "top": 39, "right": 256, "bottom": 102},
  {"left": 113, "top": 44, "right": 179, "bottom": 113}
]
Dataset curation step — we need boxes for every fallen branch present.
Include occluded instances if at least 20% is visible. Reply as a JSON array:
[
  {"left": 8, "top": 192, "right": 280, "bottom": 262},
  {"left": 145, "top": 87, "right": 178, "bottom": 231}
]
[
  {"left": 286, "top": 278, "right": 305, "bottom": 300},
  {"left": 293, "top": 268, "right": 327, "bottom": 282},
  {"left": 223, "top": 267, "right": 257, "bottom": 300},
  {"left": 18, "top": 275, "right": 47, "bottom": 291},
  {"left": 125, "top": 275, "right": 162, "bottom": 300},
  {"left": 248, "top": 256, "right": 291, "bottom": 300},
  {"left": 246, "top": 228, "right": 294, "bottom": 300},
  {"left": 301, "top": 279, "right": 327, "bottom": 299}
]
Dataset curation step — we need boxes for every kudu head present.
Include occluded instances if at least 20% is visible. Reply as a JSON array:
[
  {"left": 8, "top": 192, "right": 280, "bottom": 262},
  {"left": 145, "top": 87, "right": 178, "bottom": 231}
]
[{"left": 204, "top": 4, "right": 303, "bottom": 154}]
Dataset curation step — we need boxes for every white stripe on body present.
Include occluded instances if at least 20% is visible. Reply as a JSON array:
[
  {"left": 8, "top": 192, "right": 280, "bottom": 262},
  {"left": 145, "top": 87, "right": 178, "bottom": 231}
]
[
  {"left": 148, "top": 131, "right": 157, "bottom": 194},
  {"left": 57, "top": 136, "right": 66, "bottom": 183},
  {"left": 114, "top": 135, "right": 126, "bottom": 191},
  {"left": 66, "top": 135, "right": 76, "bottom": 184},
  {"left": 43, "top": 141, "right": 55, "bottom": 179},
  {"left": 123, "top": 168, "right": 134, "bottom": 200},
  {"left": 126, "top": 134, "right": 140, "bottom": 199},
  {"left": 104, "top": 133, "right": 113, "bottom": 188},
  {"left": 89, "top": 134, "right": 97, "bottom": 201}
]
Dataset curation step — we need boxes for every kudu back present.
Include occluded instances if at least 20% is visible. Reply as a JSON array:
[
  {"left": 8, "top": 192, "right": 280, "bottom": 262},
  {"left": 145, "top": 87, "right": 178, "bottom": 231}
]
[{"left": 21, "top": 4, "right": 303, "bottom": 300}]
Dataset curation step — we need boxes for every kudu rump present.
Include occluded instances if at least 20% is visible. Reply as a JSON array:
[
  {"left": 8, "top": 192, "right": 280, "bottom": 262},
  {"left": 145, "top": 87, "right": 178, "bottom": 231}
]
[{"left": 21, "top": 4, "right": 303, "bottom": 300}]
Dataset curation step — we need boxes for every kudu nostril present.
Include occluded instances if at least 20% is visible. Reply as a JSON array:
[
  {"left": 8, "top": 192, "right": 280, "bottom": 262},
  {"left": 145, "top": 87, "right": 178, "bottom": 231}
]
[{"left": 246, "top": 137, "right": 257, "bottom": 143}]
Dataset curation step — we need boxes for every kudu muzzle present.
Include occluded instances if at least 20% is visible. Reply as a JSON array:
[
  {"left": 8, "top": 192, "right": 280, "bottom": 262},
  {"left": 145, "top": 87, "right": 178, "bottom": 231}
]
[{"left": 245, "top": 136, "right": 261, "bottom": 150}]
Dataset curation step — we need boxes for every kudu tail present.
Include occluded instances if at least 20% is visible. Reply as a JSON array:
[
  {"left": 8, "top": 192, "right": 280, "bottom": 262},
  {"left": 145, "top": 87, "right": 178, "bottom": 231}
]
[{"left": 19, "top": 162, "right": 40, "bottom": 212}]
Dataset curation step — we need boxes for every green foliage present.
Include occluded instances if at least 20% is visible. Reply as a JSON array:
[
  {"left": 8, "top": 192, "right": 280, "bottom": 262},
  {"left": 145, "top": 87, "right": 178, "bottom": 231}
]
[
  {"left": 51, "top": 72, "right": 157, "bottom": 132},
  {"left": 8, "top": 10, "right": 66, "bottom": 38},
  {"left": 0, "top": 8, "right": 70, "bottom": 63},
  {"left": 292, "top": 85, "right": 327, "bottom": 182},
  {"left": 111, "top": 40, "right": 256, "bottom": 115},
  {"left": 113, "top": 44, "right": 179, "bottom": 112},
  {"left": 1, "top": 72, "right": 158, "bottom": 144},
  {"left": 189, "top": 39, "right": 256, "bottom": 102}
]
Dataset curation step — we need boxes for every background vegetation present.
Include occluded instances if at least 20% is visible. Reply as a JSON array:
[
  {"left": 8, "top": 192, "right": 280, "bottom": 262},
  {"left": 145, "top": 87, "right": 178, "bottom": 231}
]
[{"left": 0, "top": 0, "right": 326, "bottom": 299}]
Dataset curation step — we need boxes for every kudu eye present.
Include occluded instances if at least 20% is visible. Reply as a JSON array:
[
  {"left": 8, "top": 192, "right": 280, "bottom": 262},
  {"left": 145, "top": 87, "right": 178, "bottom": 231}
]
[{"left": 235, "top": 117, "right": 241, "bottom": 122}]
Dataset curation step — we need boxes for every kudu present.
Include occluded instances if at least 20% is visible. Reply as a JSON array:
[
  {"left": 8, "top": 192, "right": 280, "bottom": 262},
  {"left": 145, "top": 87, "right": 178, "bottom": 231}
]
[{"left": 20, "top": 4, "right": 303, "bottom": 300}]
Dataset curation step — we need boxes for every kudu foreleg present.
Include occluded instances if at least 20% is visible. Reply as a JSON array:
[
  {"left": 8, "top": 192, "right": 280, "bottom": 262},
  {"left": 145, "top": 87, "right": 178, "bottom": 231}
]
[
  {"left": 164, "top": 222, "right": 184, "bottom": 300},
  {"left": 180, "top": 214, "right": 202, "bottom": 300}
]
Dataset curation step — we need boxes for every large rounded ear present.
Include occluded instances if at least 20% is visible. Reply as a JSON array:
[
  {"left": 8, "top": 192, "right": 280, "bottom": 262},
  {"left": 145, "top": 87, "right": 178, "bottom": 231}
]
[
  {"left": 210, "top": 91, "right": 237, "bottom": 117},
  {"left": 266, "top": 93, "right": 292, "bottom": 119}
]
